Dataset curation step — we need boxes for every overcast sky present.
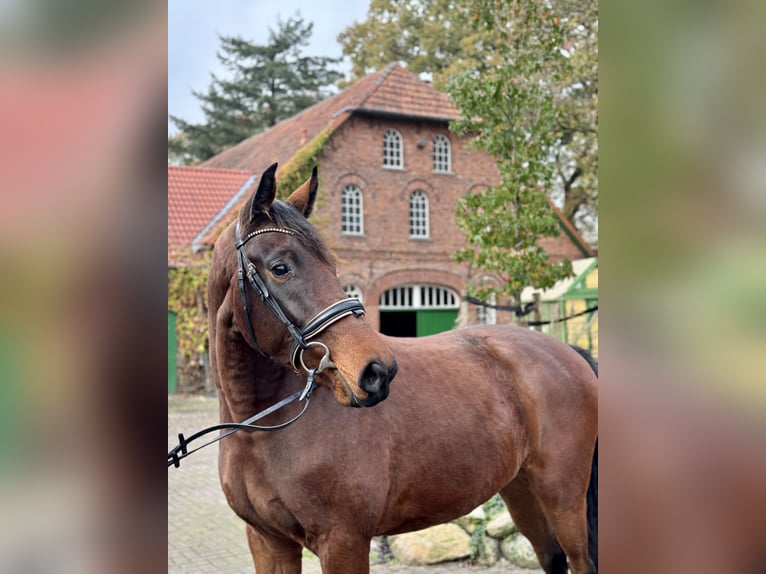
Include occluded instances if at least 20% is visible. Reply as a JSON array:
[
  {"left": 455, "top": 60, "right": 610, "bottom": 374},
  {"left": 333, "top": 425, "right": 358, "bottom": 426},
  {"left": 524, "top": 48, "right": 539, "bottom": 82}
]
[{"left": 168, "top": 0, "right": 371, "bottom": 134}]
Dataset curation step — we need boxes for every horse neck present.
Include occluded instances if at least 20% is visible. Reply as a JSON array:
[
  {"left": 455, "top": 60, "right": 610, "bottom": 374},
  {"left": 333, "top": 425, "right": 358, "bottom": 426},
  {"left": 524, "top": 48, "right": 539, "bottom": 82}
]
[{"left": 216, "top": 336, "right": 300, "bottom": 424}]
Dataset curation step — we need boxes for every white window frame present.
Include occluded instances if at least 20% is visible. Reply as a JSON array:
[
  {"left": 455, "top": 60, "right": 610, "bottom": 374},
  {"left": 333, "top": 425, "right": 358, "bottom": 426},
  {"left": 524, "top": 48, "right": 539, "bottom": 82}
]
[
  {"left": 379, "top": 285, "right": 459, "bottom": 310},
  {"left": 409, "top": 190, "right": 429, "bottom": 239},
  {"left": 433, "top": 134, "right": 452, "bottom": 173},
  {"left": 341, "top": 185, "right": 364, "bottom": 236},
  {"left": 343, "top": 285, "right": 364, "bottom": 305},
  {"left": 383, "top": 129, "right": 404, "bottom": 169}
]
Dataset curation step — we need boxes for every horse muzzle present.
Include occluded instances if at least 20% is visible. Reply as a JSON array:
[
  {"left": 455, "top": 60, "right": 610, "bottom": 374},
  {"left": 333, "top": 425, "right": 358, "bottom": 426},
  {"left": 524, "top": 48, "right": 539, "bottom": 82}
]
[{"left": 353, "top": 359, "right": 398, "bottom": 407}]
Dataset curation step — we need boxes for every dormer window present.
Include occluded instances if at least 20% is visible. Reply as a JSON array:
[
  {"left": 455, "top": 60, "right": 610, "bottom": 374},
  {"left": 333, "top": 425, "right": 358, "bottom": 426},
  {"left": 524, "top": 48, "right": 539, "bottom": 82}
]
[
  {"left": 433, "top": 134, "right": 451, "bottom": 173},
  {"left": 383, "top": 129, "right": 404, "bottom": 169}
]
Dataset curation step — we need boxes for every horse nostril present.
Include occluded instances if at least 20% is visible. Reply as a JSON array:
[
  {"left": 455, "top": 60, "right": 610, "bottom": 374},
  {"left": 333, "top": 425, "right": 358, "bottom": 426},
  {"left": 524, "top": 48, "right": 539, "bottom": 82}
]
[{"left": 359, "top": 360, "right": 392, "bottom": 394}]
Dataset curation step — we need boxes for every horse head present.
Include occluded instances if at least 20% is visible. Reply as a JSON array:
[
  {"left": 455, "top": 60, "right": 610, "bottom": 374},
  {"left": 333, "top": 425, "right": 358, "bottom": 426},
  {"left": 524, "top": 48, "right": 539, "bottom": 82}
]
[{"left": 211, "top": 163, "right": 396, "bottom": 408}]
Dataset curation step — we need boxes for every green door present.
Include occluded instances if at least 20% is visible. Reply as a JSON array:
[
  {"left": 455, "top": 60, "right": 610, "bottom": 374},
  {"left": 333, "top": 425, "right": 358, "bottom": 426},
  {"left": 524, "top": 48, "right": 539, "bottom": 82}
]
[
  {"left": 416, "top": 309, "right": 458, "bottom": 337},
  {"left": 168, "top": 311, "right": 177, "bottom": 393}
]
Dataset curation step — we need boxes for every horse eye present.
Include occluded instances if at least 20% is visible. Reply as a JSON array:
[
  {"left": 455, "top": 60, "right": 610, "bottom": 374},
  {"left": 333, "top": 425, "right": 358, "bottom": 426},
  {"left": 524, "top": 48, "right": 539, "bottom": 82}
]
[{"left": 271, "top": 263, "right": 289, "bottom": 277}]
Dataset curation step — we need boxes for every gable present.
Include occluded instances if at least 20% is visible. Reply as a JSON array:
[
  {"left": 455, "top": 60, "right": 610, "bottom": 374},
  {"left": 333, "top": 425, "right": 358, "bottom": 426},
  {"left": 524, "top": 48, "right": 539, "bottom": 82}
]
[{"left": 201, "top": 63, "right": 460, "bottom": 174}]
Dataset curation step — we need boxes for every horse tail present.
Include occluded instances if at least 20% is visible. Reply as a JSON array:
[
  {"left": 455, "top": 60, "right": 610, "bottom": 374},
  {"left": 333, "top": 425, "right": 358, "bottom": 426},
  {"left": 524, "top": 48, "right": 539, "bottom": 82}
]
[
  {"left": 569, "top": 344, "right": 598, "bottom": 377},
  {"left": 587, "top": 439, "right": 598, "bottom": 572},
  {"left": 569, "top": 344, "right": 598, "bottom": 571}
]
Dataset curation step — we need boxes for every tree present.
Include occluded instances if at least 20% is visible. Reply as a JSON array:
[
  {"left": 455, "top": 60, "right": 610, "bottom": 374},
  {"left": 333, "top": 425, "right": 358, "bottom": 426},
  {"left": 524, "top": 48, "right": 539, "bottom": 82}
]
[
  {"left": 338, "top": 0, "right": 598, "bottom": 244},
  {"left": 337, "top": 0, "right": 488, "bottom": 88},
  {"left": 168, "top": 133, "right": 194, "bottom": 166},
  {"left": 448, "top": 0, "right": 573, "bottom": 306},
  {"left": 553, "top": 0, "right": 598, "bottom": 241},
  {"left": 170, "top": 14, "right": 342, "bottom": 164}
]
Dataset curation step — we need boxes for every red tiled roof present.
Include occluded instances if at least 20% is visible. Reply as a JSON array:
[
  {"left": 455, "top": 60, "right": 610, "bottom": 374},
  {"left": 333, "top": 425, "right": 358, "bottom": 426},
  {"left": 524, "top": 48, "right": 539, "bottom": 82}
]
[
  {"left": 168, "top": 165, "right": 253, "bottom": 265},
  {"left": 202, "top": 63, "right": 461, "bottom": 172},
  {"left": 360, "top": 64, "right": 461, "bottom": 120}
]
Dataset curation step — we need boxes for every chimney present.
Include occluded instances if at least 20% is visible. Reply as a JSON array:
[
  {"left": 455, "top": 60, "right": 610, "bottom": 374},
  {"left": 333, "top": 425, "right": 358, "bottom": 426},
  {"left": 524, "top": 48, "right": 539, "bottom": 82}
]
[{"left": 300, "top": 128, "right": 308, "bottom": 146}]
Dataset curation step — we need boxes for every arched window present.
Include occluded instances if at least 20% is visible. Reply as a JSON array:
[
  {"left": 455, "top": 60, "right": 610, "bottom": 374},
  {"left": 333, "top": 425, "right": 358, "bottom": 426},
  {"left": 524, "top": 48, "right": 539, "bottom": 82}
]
[
  {"left": 383, "top": 129, "right": 404, "bottom": 169},
  {"left": 343, "top": 284, "right": 364, "bottom": 304},
  {"left": 379, "top": 285, "right": 459, "bottom": 310},
  {"left": 409, "top": 190, "right": 429, "bottom": 238},
  {"left": 433, "top": 134, "right": 451, "bottom": 173},
  {"left": 341, "top": 185, "right": 364, "bottom": 235}
]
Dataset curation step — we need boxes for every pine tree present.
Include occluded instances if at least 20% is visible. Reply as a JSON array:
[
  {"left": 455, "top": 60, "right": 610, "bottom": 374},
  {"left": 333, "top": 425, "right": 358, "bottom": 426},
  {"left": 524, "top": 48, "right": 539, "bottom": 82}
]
[{"left": 170, "top": 14, "right": 342, "bottom": 164}]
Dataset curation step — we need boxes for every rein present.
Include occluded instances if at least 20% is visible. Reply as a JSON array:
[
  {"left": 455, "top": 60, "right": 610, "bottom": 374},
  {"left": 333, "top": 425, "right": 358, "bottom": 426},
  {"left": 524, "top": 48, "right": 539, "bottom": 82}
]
[
  {"left": 168, "top": 222, "right": 365, "bottom": 469},
  {"left": 167, "top": 381, "right": 315, "bottom": 468}
]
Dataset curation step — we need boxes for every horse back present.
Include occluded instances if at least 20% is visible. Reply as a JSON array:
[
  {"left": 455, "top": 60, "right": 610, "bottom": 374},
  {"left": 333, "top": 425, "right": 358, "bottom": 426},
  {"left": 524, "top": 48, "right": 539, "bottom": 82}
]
[{"left": 384, "top": 324, "right": 598, "bottom": 423}]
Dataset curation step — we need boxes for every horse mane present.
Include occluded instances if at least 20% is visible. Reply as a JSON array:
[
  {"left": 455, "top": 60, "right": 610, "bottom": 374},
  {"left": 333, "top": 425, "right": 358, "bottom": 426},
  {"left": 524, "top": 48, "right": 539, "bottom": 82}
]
[{"left": 249, "top": 199, "right": 336, "bottom": 268}]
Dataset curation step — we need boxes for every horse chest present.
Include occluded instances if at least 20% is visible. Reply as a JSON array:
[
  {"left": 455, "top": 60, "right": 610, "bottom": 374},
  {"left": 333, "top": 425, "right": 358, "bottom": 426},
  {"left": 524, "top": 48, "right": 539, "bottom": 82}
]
[{"left": 220, "top": 449, "right": 310, "bottom": 542}]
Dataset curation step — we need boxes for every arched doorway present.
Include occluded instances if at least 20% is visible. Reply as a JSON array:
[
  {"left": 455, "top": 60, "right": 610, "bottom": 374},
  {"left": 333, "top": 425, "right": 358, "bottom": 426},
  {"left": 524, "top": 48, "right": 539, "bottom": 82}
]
[{"left": 379, "top": 284, "right": 459, "bottom": 337}]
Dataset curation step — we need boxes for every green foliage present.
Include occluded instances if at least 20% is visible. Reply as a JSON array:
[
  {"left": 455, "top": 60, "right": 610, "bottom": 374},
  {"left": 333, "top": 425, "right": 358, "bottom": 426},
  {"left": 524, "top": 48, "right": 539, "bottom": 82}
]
[
  {"left": 337, "top": 0, "right": 493, "bottom": 90},
  {"left": 168, "top": 133, "right": 195, "bottom": 166},
  {"left": 449, "top": 0, "right": 573, "bottom": 304},
  {"left": 482, "top": 493, "right": 506, "bottom": 516},
  {"left": 467, "top": 495, "right": 507, "bottom": 561},
  {"left": 338, "top": 0, "right": 597, "bottom": 243},
  {"left": 168, "top": 260, "right": 210, "bottom": 364},
  {"left": 469, "top": 521, "right": 487, "bottom": 561},
  {"left": 276, "top": 126, "right": 334, "bottom": 199},
  {"left": 170, "top": 13, "right": 342, "bottom": 164}
]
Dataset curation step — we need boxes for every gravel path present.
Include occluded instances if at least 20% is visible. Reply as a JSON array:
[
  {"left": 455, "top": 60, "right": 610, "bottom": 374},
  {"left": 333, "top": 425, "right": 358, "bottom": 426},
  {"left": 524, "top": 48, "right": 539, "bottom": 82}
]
[{"left": 168, "top": 394, "right": 541, "bottom": 574}]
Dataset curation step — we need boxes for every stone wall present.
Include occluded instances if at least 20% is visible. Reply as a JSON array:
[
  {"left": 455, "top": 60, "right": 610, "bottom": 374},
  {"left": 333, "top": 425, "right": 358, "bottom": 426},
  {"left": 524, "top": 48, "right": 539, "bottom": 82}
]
[{"left": 372, "top": 496, "right": 542, "bottom": 569}]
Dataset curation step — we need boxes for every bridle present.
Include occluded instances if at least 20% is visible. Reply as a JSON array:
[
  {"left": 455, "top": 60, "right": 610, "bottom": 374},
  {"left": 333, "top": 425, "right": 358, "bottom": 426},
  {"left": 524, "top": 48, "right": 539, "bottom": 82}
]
[
  {"left": 168, "top": 220, "right": 365, "bottom": 469},
  {"left": 234, "top": 221, "right": 365, "bottom": 371}
]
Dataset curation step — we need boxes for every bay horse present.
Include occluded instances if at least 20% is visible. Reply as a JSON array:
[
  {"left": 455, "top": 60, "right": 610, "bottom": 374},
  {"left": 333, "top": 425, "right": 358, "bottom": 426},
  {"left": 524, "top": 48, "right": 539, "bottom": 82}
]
[{"left": 206, "top": 163, "right": 598, "bottom": 573}]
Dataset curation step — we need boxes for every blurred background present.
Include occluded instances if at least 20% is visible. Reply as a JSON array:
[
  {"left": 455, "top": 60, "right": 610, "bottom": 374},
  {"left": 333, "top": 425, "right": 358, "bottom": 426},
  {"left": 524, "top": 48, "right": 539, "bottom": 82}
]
[
  {"left": 0, "top": 1, "right": 167, "bottom": 573},
  {"left": 600, "top": 0, "right": 766, "bottom": 570}
]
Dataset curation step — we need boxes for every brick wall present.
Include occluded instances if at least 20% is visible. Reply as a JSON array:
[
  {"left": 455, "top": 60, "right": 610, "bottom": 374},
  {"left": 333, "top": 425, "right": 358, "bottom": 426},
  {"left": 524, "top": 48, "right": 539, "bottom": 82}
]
[{"left": 310, "top": 113, "right": 585, "bottom": 329}]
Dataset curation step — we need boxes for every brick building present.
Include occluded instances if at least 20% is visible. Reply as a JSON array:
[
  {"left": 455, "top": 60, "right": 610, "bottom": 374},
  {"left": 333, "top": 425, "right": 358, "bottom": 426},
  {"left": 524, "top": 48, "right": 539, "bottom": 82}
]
[{"left": 198, "top": 63, "right": 593, "bottom": 336}]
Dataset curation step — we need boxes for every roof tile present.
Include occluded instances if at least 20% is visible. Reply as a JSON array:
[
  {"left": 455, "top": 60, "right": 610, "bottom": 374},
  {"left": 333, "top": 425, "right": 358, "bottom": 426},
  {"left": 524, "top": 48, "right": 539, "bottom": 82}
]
[{"left": 167, "top": 166, "right": 252, "bottom": 265}]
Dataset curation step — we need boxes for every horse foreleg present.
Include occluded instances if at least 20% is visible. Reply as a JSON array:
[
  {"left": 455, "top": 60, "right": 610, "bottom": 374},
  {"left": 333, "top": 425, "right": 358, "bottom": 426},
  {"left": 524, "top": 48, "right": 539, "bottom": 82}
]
[
  {"left": 316, "top": 532, "right": 370, "bottom": 574},
  {"left": 246, "top": 524, "right": 302, "bottom": 574}
]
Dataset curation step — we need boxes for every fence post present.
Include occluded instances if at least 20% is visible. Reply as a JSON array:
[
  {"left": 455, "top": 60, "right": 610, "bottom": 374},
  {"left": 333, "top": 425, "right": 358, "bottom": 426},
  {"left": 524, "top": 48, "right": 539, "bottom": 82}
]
[{"left": 532, "top": 293, "right": 542, "bottom": 332}]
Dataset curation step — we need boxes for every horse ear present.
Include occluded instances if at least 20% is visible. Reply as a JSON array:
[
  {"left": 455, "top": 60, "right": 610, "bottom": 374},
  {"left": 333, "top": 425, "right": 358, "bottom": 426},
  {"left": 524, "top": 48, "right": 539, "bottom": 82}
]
[
  {"left": 243, "top": 162, "right": 279, "bottom": 222},
  {"left": 285, "top": 166, "right": 318, "bottom": 219}
]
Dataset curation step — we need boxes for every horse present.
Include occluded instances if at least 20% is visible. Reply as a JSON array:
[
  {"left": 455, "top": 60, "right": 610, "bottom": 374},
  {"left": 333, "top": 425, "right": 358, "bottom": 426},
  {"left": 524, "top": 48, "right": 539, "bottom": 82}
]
[{"left": 206, "top": 162, "right": 598, "bottom": 574}]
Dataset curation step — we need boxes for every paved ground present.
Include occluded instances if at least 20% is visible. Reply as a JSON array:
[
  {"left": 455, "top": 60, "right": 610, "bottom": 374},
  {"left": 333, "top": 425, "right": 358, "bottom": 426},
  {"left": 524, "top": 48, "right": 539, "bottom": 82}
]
[{"left": 168, "top": 394, "right": 541, "bottom": 573}]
